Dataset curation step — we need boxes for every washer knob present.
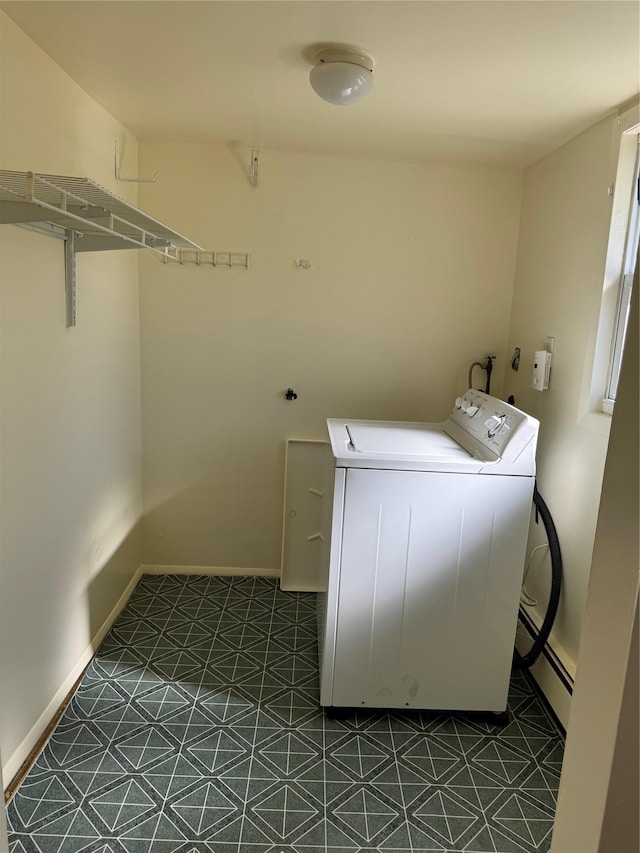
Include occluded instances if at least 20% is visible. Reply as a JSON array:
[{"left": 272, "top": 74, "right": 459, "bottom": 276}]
[
  {"left": 484, "top": 415, "right": 503, "bottom": 432},
  {"left": 455, "top": 397, "right": 464, "bottom": 409},
  {"left": 466, "top": 405, "right": 479, "bottom": 416}
]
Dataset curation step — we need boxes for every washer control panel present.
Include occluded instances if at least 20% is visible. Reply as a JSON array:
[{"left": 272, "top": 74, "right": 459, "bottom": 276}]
[{"left": 449, "top": 390, "right": 537, "bottom": 461}]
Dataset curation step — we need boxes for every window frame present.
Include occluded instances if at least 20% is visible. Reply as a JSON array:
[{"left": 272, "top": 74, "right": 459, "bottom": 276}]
[
  {"left": 602, "top": 140, "right": 639, "bottom": 414},
  {"left": 580, "top": 108, "right": 640, "bottom": 433}
]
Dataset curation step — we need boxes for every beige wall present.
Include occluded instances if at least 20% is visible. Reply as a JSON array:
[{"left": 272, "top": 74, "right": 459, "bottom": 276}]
[
  {"left": 0, "top": 14, "right": 143, "bottom": 781},
  {"left": 504, "top": 114, "right": 627, "bottom": 671},
  {"left": 137, "top": 142, "right": 523, "bottom": 570}
]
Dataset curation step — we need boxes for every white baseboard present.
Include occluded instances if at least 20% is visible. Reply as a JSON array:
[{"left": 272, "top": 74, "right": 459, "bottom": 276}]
[
  {"left": 4, "top": 566, "right": 144, "bottom": 789},
  {"left": 141, "top": 564, "right": 280, "bottom": 578},
  {"left": 516, "top": 609, "right": 574, "bottom": 731}
]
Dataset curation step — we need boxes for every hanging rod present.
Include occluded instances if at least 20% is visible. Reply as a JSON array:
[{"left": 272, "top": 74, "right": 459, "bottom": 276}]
[{"left": 163, "top": 249, "right": 249, "bottom": 268}]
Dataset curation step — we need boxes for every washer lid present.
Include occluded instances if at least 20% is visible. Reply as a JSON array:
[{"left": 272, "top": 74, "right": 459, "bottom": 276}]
[{"left": 346, "top": 422, "right": 472, "bottom": 459}]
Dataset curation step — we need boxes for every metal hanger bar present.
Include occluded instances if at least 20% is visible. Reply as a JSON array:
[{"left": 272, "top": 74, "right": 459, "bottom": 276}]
[
  {"left": 5, "top": 193, "right": 181, "bottom": 257},
  {"left": 0, "top": 201, "right": 63, "bottom": 224},
  {"left": 18, "top": 221, "right": 67, "bottom": 240},
  {"left": 0, "top": 202, "right": 111, "bottom": 226},
  {"left": 75, "top": 234, "right": 171, "bottom": 253},
  {"left": 162, "top": 248, "right": 249, "bottom": 268}
]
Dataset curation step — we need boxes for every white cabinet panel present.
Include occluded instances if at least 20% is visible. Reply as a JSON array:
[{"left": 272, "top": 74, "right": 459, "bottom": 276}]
[{"left": 280, "top": 440, "right": 333, "bottom": 592}]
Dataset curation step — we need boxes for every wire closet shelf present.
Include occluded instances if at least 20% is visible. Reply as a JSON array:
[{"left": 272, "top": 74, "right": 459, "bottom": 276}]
[{"left": 0, "top": 170, "right": 202, "bottom": 254}]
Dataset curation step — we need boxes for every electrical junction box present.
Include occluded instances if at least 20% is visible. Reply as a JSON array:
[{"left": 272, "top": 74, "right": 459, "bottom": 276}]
[{"left": 532, "top": 350, "right": 552, "bottom": 391}]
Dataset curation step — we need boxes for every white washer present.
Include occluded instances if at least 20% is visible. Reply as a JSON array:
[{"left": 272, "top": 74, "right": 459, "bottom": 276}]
[{"left": 319, "top": 390, "right": 539, "bottom": 714}]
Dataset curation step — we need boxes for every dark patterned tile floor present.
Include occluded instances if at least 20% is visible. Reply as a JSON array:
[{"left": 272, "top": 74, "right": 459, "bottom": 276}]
[{"left": 6, "top": 575, "right": 565, "bottom": 853}]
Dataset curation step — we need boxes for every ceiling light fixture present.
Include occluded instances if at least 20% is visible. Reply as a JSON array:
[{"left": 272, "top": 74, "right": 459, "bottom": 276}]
[{"left": 309, "top": 48, "right": 374, "bottom": 106}]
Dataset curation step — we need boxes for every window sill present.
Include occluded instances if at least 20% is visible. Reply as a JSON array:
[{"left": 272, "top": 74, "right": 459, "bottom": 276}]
[{"left": 578, "top": 410, "right": 612, "bottom": 437}]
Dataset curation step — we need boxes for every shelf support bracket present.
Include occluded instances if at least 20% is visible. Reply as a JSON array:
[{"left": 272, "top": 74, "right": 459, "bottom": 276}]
[
  {"left": 114, "top": 140, "right": 160, "bottom": 183},
  {"left": 64, "top": 229, "right": 77, "bottom": 327}
]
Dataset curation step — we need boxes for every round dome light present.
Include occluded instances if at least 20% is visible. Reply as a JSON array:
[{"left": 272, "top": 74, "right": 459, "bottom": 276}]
[{"left": 309, "top": 48, "right": 374, "bottom": 106}]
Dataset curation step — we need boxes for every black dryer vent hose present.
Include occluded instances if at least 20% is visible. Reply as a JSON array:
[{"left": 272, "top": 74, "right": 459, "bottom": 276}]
[{"left": 515, "top": 483, "right": 563, "bottom": 669}]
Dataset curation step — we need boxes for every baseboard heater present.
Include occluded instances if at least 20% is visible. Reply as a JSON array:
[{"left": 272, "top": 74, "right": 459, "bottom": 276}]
[{"left": 518, "top": 607, "right": 574, "bottom": 696}]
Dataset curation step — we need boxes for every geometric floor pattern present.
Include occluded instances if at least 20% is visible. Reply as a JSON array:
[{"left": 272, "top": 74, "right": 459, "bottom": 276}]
[{"left": 6, "top": 574, "right": 565, "bottom": 853}]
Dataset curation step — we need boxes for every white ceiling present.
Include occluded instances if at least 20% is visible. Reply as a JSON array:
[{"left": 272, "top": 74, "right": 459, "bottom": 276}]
[{"left": 2, "top": 1, "right": 639, "bottom": 167}]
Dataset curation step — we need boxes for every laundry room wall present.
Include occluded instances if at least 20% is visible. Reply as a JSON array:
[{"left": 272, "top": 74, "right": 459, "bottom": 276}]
[
  {"left": 137, "top": 142, "right": 523, "bottom": 571},
  {"left": 504, "top": 111, "right": 634, "bottom": 690},
  {"left": 0, "top": 13, "right": 143, "bottom": 783}
]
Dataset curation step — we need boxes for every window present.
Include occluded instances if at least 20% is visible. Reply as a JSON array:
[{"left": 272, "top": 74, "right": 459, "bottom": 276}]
[
  {"left": 585, "top": 110, "right": 639, "bottom": 427},
  {"left": 603, "top": 139, "right": 639, "bottom": 414}
]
